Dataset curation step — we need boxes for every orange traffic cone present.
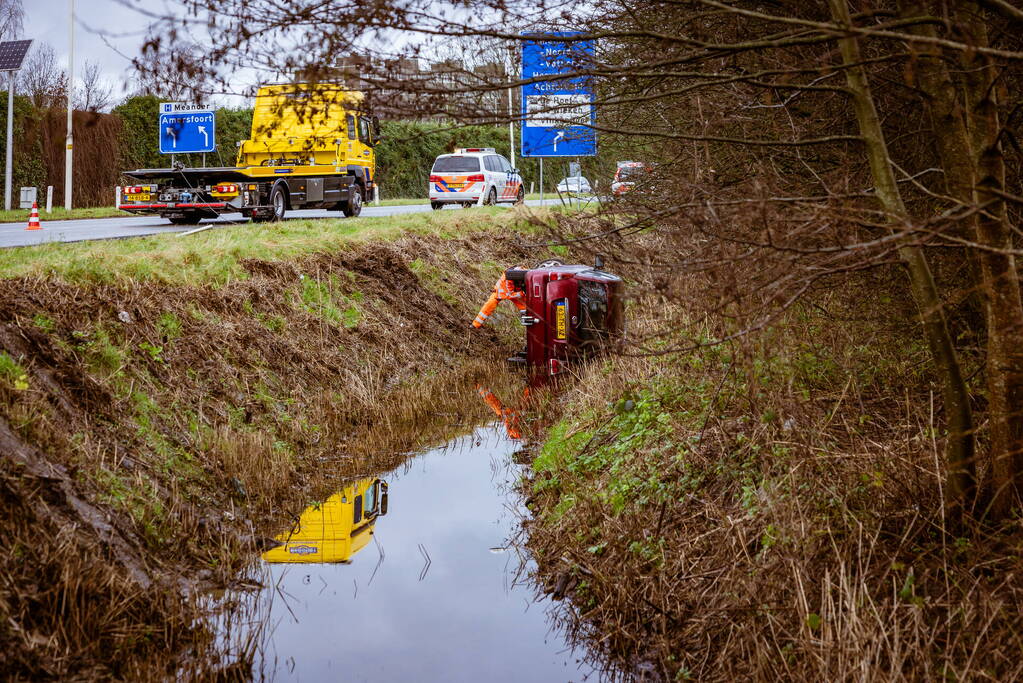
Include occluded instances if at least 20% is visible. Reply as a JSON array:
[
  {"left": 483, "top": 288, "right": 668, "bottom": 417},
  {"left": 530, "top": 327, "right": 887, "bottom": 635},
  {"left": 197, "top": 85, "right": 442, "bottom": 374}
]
[{"left": 25, "top": 202, "right": 41, "bottom": 231}]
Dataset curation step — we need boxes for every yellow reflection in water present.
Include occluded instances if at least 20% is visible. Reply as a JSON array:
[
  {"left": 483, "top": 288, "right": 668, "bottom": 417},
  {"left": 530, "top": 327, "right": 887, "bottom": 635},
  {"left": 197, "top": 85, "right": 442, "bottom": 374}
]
[{"left": 263, "top": 478, "right": 388, "bottom": 564}]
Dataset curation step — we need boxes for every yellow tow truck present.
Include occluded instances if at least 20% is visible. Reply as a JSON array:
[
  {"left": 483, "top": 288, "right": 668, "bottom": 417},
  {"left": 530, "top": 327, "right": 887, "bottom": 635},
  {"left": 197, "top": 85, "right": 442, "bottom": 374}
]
[
  {"left": 263, "top": 478, "right": 388, "bottom": 564},
  {"left": 118, "top": 83, "right": 379, "bottom": 225}
]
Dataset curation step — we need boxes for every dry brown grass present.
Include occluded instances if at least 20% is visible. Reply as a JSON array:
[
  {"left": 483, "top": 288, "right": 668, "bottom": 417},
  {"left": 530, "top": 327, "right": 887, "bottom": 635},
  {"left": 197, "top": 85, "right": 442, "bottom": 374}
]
[{"left": 521, "top": 226, "right": 1023, "bottom": 681}]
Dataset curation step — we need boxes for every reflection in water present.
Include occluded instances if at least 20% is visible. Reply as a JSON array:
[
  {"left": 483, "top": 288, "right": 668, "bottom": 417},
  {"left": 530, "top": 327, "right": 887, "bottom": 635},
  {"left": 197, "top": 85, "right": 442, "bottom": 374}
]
[
  {"left": 262, "top": 479, "right": 389, "bottom": 564},
  {"left": 476, "top": 384, "right": 524, "bottom": 440},
  {"left": 216, "top": 426, "right": 594, "bottom": 681}
]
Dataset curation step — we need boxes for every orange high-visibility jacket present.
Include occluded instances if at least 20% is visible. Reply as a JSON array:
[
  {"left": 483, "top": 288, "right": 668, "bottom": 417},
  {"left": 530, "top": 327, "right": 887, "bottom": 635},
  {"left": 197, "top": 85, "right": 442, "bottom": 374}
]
[{"left": 472, "top": 273, "right": 526, "bottom": 328}]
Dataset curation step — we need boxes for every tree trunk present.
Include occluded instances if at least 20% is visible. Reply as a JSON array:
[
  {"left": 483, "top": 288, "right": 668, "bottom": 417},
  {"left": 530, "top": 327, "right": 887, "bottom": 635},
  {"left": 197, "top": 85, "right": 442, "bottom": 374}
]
[
  {"left": 954, "top": 1, "right": 1023, "bottom": 519},
  {"left": 827, "top": 0, "right": 977, "bottom": 516}
]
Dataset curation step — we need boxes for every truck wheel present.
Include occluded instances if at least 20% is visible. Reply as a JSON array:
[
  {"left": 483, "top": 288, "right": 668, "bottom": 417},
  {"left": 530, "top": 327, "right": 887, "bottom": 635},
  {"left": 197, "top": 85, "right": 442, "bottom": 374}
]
[
  {"left": 484, "top": 187, "right": 497, "bottom": 206},
  {"left": 514, "top": 185, "right": 525, "bottom": 205},
  {"left": 431, "top": 201, "right": 444, "bottom": 211},
  {"left": 270, "top": 185, "right": 287, "bottom": 221},
  {"left": 168, "top": 212, "right": 201, "bottom": 225},
  {"left": 342, "top": 185, "right": 363, "bottom": 217}
]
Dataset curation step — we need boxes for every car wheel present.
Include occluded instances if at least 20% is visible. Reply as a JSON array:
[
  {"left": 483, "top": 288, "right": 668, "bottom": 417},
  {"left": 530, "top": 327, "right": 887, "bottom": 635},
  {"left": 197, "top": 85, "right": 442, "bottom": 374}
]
[
  {"left": 514, "top": 185, "right": 525, "bottom": 205},
  {"left": 342, "top": 185, "right": 364, "bottom": 217},
  {"left": 535, "top": 259, "right": 564, "bottom": 268},
  {"left": 431, "top": 201, "right": 444, "bottom": 211},
  {"left": 270, "top": 184, "right": 287, "bottom": 221},
  {"left": 484, "top": 187, "right": 497, "bottom": 206}
]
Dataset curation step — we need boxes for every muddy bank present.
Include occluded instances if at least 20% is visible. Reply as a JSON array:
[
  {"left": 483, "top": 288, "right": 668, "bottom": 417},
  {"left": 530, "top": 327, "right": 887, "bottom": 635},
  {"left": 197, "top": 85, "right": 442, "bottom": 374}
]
[{"left": 0, "top": 224, "right": 545, "bottom": 679}]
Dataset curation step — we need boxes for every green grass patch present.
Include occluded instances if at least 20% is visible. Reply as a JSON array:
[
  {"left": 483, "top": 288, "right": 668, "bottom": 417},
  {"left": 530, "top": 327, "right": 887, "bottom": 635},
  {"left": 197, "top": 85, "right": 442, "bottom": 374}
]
[
  {"left": 0, "top": 351, "right": 29, "bottom": 390},
  {"left": 0, "top": 207, "right": 553, "bottom": 286},
  {"left": 534, "top": 383, "right": 707, "bottom": 516},
  {"left": 156, "top": 312, "right": 182, "bottom": 342}
]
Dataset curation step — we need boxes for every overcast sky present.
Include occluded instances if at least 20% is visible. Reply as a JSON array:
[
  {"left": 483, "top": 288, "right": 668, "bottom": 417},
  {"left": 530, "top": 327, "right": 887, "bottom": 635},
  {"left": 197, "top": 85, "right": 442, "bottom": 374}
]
[{"left": 23, "top": 0, "right": 154, "bottom": 103}]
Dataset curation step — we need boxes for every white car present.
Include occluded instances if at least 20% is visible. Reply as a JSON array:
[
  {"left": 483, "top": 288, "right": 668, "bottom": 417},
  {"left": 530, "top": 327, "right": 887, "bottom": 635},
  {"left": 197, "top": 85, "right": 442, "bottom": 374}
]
[
  {"left": 429, "top": 148, "right": 524, "bottom": 209},
  {"left": 556, "top": 176, "right": 593, "bottom": 194}
]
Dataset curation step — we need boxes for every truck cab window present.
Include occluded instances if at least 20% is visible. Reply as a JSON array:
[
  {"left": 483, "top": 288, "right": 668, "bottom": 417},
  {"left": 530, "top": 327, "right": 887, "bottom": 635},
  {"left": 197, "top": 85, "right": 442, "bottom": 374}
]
[
  {"left": 346, "top": 114, "right": 357, "bottom": 140},
  {"left": 358, "top": 117, "right": 371, "bottom": 143},
  {"left": 363, "top": 481, "right": 378, "bottom": 516}
]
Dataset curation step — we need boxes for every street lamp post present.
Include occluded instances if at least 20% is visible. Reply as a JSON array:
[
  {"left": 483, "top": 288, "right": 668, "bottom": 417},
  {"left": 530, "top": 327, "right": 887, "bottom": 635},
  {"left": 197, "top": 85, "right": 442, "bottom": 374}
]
[{"left": 64, "top": 0, "right": 74, "bottom": 210}]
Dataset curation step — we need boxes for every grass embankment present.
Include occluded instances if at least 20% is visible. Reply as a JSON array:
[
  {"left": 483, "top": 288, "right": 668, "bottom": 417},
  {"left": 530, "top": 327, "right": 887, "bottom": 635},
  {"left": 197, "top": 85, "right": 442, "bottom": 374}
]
[
  {"left": 0, "top": 206, "right": 555, "bottom": 679},
  {"left": 524, "top": 232, "right": 1023, "bottom": 679},
  {"left": 0, "top": 195, "right": 553, "bottom": 224}
]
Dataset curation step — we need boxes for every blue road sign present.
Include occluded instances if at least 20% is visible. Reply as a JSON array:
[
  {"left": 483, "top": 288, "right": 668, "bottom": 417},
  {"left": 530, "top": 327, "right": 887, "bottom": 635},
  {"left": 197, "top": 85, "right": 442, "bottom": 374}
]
[
  {"left": 159, "top": 107, "right": 216, "bottom": 154},
  {"left": 521, "top": 33, "right": 596, "bottom": 158}
]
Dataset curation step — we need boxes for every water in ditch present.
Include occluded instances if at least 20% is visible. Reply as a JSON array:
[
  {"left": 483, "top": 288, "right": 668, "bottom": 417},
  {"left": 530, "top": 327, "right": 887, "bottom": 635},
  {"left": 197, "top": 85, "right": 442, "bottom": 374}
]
[{"left": 217, "top": 425, "right": 593, "bottom": 681}]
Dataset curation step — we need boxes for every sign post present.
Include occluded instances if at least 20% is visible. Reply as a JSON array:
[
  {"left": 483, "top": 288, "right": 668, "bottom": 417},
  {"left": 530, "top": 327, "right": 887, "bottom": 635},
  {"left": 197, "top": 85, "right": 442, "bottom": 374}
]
[
  {"left": 0, "top": 39, "right": 32, "bottom": 212},
  {"left": 520, "top": 33, "right": 596, "bottom": 160},
  {"left": 159, "top": 102, "right": 216, "bottom": 156}
]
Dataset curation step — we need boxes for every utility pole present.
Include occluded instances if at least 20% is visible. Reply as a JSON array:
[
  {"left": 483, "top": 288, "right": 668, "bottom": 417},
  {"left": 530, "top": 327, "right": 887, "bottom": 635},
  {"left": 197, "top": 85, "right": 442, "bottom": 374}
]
[
  {"left": 64, "top": 0, "right": 74, "bottom": 210},
  {"left": 507, "top": 44, "right": 516, "bottom": 169}
]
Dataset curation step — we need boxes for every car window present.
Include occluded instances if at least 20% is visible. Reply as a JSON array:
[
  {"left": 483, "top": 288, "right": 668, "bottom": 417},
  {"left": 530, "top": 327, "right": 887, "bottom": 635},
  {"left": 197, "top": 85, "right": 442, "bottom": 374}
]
[
  {"left": 483, "top": 156, "right": 498, "bottom": 172},
  {"left": 498, "top": 155, "right": 512, "bottom": 172},
  {"left": 432, "top": 156, "right": 481, "bottom": 173},
  {"left": 620, "top": 167, "right": 642, "bottom": 179},
  {"left": 346, "top": 114, "right": 357, "bottom": 140},
  {"left": 358, "top": 116, "right": 371, "bottom": 142}
]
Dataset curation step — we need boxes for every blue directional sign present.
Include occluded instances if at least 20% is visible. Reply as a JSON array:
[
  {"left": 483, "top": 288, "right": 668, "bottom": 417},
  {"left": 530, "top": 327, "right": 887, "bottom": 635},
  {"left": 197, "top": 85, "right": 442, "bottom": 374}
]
[
  {"left": 159, "top": 103, "right": 216, "bottom": 154},
  {"left": 521, "top": 33, "right": 596, "bottom": 158}
]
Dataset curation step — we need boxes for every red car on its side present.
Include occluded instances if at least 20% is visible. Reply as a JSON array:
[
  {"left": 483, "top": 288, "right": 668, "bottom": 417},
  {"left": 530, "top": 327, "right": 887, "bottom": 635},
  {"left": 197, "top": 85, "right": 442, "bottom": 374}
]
[{"left": 504, "top": 258, "right": 624, "bottom": 380}]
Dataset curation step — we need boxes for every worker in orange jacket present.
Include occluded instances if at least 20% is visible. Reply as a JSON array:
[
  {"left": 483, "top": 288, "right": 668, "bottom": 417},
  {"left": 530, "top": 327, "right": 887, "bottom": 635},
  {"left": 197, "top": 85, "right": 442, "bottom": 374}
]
[{"left": 472, "top": 271, "right": 526, "bottom": 328}]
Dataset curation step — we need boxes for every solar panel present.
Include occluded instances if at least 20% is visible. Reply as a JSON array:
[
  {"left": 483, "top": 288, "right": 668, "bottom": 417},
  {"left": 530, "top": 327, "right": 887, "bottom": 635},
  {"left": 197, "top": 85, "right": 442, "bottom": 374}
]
[{"left": 0, "top": 40, "right": 32, "bottom": 72}]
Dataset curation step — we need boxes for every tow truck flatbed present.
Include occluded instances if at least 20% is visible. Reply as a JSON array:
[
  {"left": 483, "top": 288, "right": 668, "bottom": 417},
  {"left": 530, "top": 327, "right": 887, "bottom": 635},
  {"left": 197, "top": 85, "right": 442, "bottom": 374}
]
[{"left": 123, "top": 167, "right": 251, "bottom": 183}]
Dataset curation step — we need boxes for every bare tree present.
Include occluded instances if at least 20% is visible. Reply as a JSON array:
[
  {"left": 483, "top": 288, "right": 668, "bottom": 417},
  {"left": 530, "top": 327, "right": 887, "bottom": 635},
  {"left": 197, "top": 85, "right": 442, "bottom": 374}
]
[
  {"left": 0, "top": 0, "right": 22, "bottom": 42},
  {"left": 18, "top": 42, "right": 67, "bottom": 109},
  {"left": 129, "top": 44, "right": 203, "bottom": 100},
  {"left": 77, "top": 60, "right": 114, "bottom": 112}
]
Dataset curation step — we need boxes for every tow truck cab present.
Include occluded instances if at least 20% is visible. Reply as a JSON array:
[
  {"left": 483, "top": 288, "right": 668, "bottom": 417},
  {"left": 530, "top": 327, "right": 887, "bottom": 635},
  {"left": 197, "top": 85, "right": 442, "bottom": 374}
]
[
  {"left": 505, "top": 259, "right": 624, "bottom": 378},
  {"left": 262, "top": 478, "right": 388, "bottom": 564}
]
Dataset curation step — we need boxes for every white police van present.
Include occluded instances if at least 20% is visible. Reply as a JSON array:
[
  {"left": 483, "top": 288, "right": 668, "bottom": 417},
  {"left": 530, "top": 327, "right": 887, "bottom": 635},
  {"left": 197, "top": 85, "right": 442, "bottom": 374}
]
[{"left": 428, "top": 148, "right": 524, "bottom": 209}]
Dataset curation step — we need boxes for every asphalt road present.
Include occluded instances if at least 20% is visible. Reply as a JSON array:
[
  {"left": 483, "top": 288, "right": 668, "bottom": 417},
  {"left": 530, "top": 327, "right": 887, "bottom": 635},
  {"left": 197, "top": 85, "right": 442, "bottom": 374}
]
[{"left": 0, "top": 199, "right": 559, "bottom": 249}]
